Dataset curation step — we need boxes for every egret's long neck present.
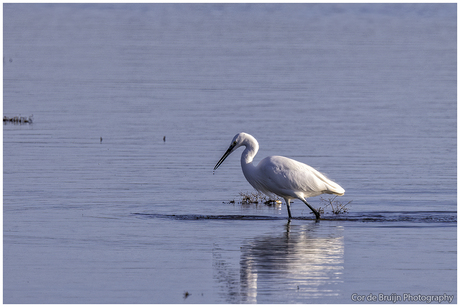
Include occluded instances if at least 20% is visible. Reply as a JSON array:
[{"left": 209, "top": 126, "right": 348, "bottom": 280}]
[
  {"left": 240, "top": 136, "right": 260, "bottom": 191},
  {"left": 240, "top": 136, "right": 259, "bottom": 167}
]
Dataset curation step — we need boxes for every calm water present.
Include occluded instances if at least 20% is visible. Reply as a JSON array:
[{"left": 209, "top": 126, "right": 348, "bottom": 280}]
[{"left": 3, "top": 4, "right": 456, "bottom": 303}]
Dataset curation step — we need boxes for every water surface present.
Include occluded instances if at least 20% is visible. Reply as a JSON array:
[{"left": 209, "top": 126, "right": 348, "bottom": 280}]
[{"left": 3, "top": 3, "right": 456, "bottom": 303}]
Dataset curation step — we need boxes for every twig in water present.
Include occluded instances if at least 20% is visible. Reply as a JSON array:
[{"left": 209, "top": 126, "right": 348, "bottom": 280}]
[{"left": 318, "top": 195, "right": 352, "bottom": 215}]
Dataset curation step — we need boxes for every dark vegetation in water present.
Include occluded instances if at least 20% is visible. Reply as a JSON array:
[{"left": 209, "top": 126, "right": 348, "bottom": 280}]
[
  {"left": 4, "top": 115, "right": 33, "bottom": 124},
  {"left": 223, "top": 191, "right": 281, "bottom": 206},
  {"left": 224, "top": 191, "right": 351, "bottom": 215}
]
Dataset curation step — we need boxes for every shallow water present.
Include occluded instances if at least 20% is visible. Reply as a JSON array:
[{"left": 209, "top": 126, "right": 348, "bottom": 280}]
[{"left": 3, "top": 3, "right": 457, "bottom": 303}]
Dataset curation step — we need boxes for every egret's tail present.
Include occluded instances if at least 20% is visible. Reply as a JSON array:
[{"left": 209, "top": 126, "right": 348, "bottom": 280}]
[
  {"left": 324, "top": 180, "right": 345, "bottom": 196},
  {"left": 309, "top": 167, "right": 345, "bottom": 196},
  {"left": 314, "top": 169, "right": 345, "bottom": 196},
  {"left": 330, "top": 186, "right": 345, "bottom": 196}
]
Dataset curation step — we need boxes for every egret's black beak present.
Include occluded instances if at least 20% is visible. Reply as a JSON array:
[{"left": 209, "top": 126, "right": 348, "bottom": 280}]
[{"left": 214, "top": 144, "right": 235, "bottom": 170}]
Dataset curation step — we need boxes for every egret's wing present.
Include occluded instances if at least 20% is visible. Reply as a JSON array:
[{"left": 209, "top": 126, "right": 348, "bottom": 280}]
[{"left": 258, "top": 156, "right": 344, "bottom": 198}]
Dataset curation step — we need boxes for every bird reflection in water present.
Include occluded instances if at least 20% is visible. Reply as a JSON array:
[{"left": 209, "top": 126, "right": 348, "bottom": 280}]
[{"left": 213, "top": 222, "right": 344, "bottom": 303}]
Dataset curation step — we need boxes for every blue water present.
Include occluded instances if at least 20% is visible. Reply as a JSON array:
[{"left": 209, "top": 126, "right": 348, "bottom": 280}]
[{"left": 3, "top": 3, "right": 456, "bottom": 303}]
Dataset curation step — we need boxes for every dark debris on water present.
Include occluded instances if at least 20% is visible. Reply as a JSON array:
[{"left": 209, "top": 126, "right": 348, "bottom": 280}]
[{"left": 4, "top": 115, "right": 33, "bottom": 124}]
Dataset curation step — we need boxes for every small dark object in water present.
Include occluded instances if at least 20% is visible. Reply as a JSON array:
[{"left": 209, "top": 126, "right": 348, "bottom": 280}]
[
  {"left": 163, "top": 136, "right": 166, "bottom": 142},
  {"left": 183, "top": 291, "right": 190, "bottom": 299},
  {"left": 100, "top": 137, "right": 103, "bottom": 143},
  {"left": 4, "top": 114, "right": 33, "bottom": 124}
]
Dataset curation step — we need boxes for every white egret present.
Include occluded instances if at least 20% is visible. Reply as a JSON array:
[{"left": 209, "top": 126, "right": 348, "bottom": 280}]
[{"left": 214, "top": 132, "right": 345, "bottom": 220}]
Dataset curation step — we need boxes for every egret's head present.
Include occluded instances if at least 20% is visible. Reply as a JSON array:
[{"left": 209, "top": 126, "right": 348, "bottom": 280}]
[{"left": 214, "top": 133, "right": 248, "bottom": 170}]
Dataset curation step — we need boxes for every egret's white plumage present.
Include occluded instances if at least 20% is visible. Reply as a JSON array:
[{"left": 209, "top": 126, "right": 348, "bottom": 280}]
[{"left": 214, "top": 132, "right": 345, "bottom": 219}]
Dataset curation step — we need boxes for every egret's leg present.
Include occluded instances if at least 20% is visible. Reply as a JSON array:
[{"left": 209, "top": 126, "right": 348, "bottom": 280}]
[
  {"left": 284, "top": 198, "right": 292, "bottom": 219},
  {"left": 300, "top": 198, "right": 321, "bottom": 220}
]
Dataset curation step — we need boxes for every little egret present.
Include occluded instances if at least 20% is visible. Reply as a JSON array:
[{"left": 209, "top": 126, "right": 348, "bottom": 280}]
[{"left": 214, "top": 132, "right": 345, "bottom": 220}]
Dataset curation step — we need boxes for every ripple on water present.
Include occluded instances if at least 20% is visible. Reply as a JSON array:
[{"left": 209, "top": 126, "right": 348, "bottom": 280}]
[{"left": 132, "top": 211, "right": 456, "bottom": 224}]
